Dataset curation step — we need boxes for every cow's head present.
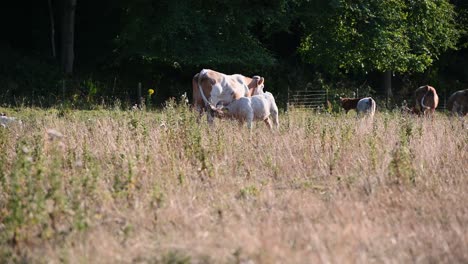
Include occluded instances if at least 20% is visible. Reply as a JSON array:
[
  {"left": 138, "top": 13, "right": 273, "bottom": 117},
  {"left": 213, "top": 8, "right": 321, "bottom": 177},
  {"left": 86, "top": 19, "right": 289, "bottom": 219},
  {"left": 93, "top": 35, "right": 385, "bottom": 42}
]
[
  {"left": 339, "top": 97, "right": 347, "bottom": 106},
  {"left": 251, "top": 76, "right": 265, "bottom": 95}
]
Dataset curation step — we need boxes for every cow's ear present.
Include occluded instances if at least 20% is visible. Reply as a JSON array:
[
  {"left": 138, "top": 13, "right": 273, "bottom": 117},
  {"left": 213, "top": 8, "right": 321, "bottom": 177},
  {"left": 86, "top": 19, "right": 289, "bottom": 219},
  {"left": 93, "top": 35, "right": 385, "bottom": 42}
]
[{"left": 257, "top": 77, "right": 264, "bottom": 86}]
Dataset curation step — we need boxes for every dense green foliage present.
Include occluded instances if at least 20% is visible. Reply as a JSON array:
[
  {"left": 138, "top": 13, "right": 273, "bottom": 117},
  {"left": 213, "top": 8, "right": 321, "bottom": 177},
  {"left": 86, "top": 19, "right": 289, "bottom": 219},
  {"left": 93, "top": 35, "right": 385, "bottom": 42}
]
[
  {"left": 0, "top": 0, "right": 467, "bottom": 107},
  {"left": 117, "top": 0, "right": 287, "bottom": 68},
  {"left": 299, "top": 0, "right": 460, "bottom": 73}
]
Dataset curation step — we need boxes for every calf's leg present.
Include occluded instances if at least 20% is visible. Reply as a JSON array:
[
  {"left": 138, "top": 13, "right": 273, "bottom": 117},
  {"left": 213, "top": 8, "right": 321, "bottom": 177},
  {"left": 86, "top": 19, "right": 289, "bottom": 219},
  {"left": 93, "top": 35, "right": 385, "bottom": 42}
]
[{"left": 264, "top": 118, "right": 272, "bottom": 129}]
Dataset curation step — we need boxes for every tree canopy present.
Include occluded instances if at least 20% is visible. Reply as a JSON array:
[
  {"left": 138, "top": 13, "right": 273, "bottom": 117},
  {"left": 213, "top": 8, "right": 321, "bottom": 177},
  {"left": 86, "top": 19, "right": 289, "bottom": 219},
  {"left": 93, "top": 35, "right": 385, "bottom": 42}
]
[
  {"left": 298, "top": 0, "right": 460, "bottom": 74},
  {"left": 115, "top": 0, "right": 299, "bottom": 70}
]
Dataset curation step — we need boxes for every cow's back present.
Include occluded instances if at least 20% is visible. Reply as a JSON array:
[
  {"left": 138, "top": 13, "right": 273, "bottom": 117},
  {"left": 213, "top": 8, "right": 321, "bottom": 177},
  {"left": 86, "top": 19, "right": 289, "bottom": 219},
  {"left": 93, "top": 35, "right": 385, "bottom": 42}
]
[
  {"left": 340, "top": 98, "right": 361, "bottom": 112},
  {"left": 200, "top": 69, "right": 251, "bottom": 107},
  {"left": 223, "top": 75, "right": 250, "bottom": 100},
  {"left": 447, "top": 89, "right": 468, "bottom": 115}
]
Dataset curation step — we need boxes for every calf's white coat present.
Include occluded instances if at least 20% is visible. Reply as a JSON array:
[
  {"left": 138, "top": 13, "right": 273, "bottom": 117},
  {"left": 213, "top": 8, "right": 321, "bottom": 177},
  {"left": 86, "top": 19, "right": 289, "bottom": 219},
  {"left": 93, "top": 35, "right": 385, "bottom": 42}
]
[{"left": 222, "top": 91, "right": 279, "bottom": 129}]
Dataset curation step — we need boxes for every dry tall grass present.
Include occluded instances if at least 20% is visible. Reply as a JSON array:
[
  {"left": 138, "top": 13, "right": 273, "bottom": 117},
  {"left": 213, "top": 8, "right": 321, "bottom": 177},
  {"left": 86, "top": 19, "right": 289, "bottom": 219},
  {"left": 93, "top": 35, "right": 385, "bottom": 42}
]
[{"left": 0, "top": 103, "right": 467, "bottom": 263}]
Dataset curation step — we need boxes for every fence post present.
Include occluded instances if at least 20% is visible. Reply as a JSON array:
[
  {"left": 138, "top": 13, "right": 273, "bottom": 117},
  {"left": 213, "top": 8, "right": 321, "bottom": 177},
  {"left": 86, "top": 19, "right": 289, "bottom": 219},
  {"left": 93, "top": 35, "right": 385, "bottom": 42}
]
[
  {"left": 62, "top": 79, "right": 66, "bottom": 102},
  {"left": 444, "top": 90, "right": 447, "bottom": 111},
  {"left": 137, "top": 82, "right": 142, "bottom": 108},
  {"left": 112, "top": 76, "right": 117, "bottom": 95}
]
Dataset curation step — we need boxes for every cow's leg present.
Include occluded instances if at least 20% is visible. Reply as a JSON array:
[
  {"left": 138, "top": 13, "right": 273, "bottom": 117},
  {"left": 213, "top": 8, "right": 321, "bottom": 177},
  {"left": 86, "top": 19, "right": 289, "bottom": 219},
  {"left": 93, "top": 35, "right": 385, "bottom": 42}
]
[
  {"left": 264, "top": 118, "right": 272, "bottom": 129},
  {"left": 356, "top": 109, "right": 362, "bottom": 119},
  {"left": 455, "top": 102, "right": 463, "bottom": 117},
  {"left": 195, "top": 105, "right": 204, "bottom": 123},
  {"left": 426, "top": 108, "right": 432, "bottom": 118},
  {"left": 271, "top": 107, "right": 279, "bottom": 129},
  {"left": 453, "top": 103, "right": 459, "bottom": 117},
  {"left": 206, "top": 108, "right": 215, "bottom": 124},
  {"left": 246, "top": 111, "right": 254, "bottom": 130},
  {"left": 272, "top": 114, "right": 279, "bottom": 129}
]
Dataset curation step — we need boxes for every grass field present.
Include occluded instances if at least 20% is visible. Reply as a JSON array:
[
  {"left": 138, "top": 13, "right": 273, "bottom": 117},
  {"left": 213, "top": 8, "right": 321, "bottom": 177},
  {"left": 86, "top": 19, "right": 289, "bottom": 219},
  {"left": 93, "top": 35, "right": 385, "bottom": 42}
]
[{"left": 0, "top": 103, "right": 467, "bottom": 263}]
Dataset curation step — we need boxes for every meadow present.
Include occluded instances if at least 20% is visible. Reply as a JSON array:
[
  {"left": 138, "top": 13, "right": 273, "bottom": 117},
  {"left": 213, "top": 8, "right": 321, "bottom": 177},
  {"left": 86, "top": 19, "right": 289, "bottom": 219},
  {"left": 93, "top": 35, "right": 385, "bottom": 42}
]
[{"left": 0, "top": 102, "right": 467, "bottom": 263}]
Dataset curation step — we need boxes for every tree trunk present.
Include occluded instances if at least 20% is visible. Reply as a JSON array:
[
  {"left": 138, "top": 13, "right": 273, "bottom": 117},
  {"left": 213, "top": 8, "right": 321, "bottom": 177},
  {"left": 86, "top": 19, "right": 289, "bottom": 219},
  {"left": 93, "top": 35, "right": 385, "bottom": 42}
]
[
  {"left": 47, "top": 0, "right": 56, "bottom": 58},
  {"left": 384, "top": 70, "right": 392, "bottom": 108},
  {"left": 61, "top": 0, "right": 77, "bottom": 74}
]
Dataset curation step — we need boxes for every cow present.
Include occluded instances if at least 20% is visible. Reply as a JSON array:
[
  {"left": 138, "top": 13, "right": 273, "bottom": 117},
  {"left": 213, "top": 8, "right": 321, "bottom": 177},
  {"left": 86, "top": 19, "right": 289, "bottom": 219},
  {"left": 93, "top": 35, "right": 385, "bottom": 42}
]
[
  {"left": 0, "top": 113, "right": 22, "bottom": 128},
  {"left": 216, "top": 90, "right": 279, "bottom": 130},
  {"left": 414, "top": 85, "right": 439, "bottom": 117},
  {"left": 447, "top": 89, "right": 468, "bottom": 116},
  {"left": 192, "top": 69, "right": 265, "bottom": 123},
  {"left": 339, "top": 97, "right": 362, "bottom": 113},
  {"left": 356, "top": 97, "right": 376, "bottom": 118}
]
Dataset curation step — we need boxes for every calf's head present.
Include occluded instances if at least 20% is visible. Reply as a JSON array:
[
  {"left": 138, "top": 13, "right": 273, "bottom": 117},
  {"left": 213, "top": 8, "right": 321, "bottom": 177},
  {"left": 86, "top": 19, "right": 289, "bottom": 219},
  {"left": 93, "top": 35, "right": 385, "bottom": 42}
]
[{"left": 250, "top": 76, "right": 265, "bottom": 96}]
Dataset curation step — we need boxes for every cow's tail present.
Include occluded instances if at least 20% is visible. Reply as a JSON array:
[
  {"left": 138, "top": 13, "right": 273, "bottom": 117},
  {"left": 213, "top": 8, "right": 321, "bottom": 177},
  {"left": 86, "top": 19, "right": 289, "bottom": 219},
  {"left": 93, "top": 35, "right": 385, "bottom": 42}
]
[
  {"left": 369, "top": 98, "right": 375, "bottom": 110},
  {"left": 198, "top": 70, "right": 217, "bottom": 111},
  {"left": 421, "top": 88, "right": 434, "bottom": 110}
]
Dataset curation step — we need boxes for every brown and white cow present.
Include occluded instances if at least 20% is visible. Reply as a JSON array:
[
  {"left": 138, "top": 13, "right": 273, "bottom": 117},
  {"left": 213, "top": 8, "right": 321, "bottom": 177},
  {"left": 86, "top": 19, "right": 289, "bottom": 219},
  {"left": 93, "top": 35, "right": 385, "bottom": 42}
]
[
  {"left": 192, "top": 69, "right": 265, "bottom": 123},
  {"left": 447, "top": 89, "right": 468, "bottom": 116},
  {"left": 339, "top": 97, "right": 362, "bottom": 113},
  {"left": 414, "top": 85, "right": 439, "bottom": 117}
]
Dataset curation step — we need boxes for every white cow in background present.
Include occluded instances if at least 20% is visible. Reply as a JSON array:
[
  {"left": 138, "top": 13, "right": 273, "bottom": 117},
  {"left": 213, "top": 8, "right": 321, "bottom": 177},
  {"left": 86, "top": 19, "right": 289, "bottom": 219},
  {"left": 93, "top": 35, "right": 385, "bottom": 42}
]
[
  {"left": 0, "top": 113, "right": 22, "bottom": 128},
  {"left": 356, "top": 97, "right": 376, "bottom": 118}
]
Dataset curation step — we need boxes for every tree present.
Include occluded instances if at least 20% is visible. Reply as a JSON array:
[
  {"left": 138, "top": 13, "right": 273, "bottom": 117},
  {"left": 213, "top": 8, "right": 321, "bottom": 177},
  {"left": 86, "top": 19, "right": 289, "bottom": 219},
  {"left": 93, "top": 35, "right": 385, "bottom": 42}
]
[
  {"left": 47, "top": 0, "right": 56, "bottom": 58},
  {"left": 115, "top": 0, "right": 297, "bottom": 71},
  {"left": 61, "top": 0, "right": 77, "bottom": 74},
  {"left": 299, "top": 0, "right": 460, "bottom": 104}
]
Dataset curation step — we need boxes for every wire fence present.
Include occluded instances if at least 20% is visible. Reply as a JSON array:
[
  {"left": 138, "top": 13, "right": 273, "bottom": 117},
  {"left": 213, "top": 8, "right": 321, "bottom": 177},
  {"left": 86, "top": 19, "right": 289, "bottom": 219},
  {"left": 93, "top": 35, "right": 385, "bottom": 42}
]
[{"left": 286, "top": 87, "right": 328, "bottom": 111}]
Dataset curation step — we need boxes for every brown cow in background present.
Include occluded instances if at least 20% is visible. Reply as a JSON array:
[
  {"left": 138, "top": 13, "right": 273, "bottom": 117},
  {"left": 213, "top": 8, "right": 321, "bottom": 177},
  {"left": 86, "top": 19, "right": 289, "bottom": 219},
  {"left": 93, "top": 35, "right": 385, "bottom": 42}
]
[
  {"left": 447, "top": 89, "right": 468, "bottom": 116},
  {"left": 414, "top": 85, "right": 439, "bottom": 117},
  {"left": 339, "top": 97, "right": 362, "bottom": 113}
]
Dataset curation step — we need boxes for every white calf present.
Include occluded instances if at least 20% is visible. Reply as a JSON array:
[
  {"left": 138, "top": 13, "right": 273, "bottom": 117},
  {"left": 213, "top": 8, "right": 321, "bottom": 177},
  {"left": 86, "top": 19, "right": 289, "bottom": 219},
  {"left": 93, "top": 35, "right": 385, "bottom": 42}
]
[
  {"left": 356, "top": 97, "right": 376, "bottom": 118},
  {"left": 0, "top": 114, "right": 22, "bottom": 128},
  {"left": 220, "top": 92, "right": 279, "bottom": 129}
]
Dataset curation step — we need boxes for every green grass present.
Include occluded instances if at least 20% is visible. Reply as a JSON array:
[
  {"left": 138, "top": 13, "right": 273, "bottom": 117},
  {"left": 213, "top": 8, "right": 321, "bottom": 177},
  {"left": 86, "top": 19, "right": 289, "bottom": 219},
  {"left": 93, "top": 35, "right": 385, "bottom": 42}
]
[{"left": 0, "top": 104, "right": 467, "bottom": 263}]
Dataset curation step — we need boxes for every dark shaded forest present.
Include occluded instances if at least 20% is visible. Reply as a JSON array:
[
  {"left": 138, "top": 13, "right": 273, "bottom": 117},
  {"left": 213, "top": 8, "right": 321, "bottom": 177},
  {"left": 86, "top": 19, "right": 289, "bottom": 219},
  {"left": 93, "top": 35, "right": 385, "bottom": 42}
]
[{"left": 1, "top": 0, "right": 467, "bottom": 109}]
